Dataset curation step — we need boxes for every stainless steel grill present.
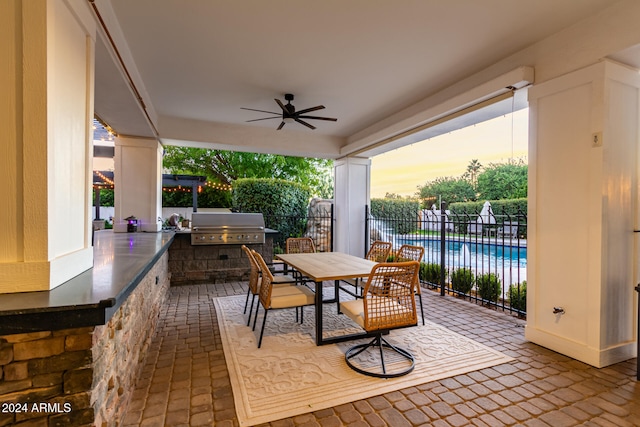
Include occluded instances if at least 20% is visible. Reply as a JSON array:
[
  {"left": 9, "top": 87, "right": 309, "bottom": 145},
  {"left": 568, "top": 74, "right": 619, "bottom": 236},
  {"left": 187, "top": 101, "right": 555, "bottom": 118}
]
[{"left": 190, "top": 212, "right": 265, "bottom": 245}]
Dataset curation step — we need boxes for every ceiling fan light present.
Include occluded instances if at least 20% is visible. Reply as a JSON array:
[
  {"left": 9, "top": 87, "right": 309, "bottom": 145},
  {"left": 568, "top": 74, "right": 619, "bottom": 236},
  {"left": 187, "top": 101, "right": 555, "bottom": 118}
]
[{"left": 283, "top": 117, "right": 294, "bottom": 124}]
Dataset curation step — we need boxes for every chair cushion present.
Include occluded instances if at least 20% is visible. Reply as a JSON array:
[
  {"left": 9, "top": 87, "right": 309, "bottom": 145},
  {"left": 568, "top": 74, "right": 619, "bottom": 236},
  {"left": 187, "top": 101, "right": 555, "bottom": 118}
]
[
  {"left": 340, "top": 299, "right": 365, "bottom": 328},
  {"left": 341, "top": 297, "right": 414, "bottom": 331},
  {"left": 270, "top": 286, "right": 315, "bottom": 309}
]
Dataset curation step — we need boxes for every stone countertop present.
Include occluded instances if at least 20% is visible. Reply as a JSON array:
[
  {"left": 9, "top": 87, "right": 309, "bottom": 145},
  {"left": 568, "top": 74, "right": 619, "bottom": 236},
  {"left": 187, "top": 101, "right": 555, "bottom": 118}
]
[{"left": 0, "top": 230, "right": 175, "bottom": 334}]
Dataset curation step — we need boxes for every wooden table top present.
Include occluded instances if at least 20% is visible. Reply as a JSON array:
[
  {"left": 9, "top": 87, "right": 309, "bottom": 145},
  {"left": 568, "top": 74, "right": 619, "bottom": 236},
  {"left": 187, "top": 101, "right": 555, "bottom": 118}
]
[{"left": 276, "top": 252, "right": 377, "bottom": 282}]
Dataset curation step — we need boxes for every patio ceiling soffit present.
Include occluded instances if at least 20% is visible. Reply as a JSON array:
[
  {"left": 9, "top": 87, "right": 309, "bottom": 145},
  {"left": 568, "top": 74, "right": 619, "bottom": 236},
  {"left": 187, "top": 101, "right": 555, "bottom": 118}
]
[{"left": 340, "top": 66, "right": 534, "bottom": 159}]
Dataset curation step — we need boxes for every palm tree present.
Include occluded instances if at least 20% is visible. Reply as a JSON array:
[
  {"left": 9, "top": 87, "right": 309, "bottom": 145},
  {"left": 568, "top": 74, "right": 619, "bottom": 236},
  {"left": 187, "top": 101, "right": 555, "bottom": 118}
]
[{"left": 465, "top": 159, "right": 482, "bottom": 189}]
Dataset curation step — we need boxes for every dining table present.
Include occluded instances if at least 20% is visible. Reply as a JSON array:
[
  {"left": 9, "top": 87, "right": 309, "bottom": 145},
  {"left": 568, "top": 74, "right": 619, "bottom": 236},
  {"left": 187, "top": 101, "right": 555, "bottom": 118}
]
[{"left": 276, "top": 251, "right": 378, "bottom": 346}]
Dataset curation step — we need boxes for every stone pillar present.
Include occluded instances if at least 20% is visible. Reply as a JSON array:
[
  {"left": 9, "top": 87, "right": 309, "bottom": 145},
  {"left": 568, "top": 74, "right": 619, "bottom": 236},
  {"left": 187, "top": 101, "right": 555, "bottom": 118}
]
[
  {"left": 334, "top": 157, "right": 371, "bottom": 256},
  {"left": 113, "top": 137, "right": 163, "bottom": 232},
  {"left": 0, "top": 0, "right": 96, "bottom": 292},
  {"left": 526, "top": 60, "right": 640, "bottom": 367}
]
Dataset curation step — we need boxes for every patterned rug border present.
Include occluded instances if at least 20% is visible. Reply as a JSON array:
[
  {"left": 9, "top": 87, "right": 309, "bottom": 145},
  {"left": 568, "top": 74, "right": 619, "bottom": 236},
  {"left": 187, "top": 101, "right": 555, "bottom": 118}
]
[{"left": 213, "top": 294, "right": 514, "bottom": 427}]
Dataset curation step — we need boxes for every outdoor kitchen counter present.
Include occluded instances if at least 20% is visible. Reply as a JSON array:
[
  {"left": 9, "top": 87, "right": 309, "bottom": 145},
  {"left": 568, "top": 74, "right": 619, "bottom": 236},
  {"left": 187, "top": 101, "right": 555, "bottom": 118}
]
[{"left": 0, "top": 230, "right": 175, "bottom": 335}]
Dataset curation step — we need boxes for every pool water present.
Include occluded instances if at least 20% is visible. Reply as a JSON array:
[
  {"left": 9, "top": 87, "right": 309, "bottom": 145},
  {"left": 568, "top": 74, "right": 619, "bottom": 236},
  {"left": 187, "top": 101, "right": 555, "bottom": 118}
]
[{"left": 396, "top": 237, "right": 527, "bottom": 285}]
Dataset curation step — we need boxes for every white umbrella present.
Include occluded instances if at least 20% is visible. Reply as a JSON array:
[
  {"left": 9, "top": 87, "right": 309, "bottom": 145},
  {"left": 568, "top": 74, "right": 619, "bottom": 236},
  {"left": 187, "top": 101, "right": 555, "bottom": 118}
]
[{"left": 477, "top": 201, "right": 496, "bottom": 224}]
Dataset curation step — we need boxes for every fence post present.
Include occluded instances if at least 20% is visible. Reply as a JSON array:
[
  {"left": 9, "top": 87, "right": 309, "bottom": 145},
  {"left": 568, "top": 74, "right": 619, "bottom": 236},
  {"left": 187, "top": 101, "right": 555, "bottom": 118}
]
[{"left": 440, "top": 201, "right": 447, "bottom": 296}]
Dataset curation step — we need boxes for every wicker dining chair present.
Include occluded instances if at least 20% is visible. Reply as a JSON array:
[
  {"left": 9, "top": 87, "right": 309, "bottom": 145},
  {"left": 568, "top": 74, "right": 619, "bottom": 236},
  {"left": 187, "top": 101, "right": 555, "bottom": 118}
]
[
  {"left": 285, "top": 237, "right": 316, "bottom": 284},
  {"left": 395, "top": 244, "right": 426, "bottom": 325},
  {"left": 339, "top": 261, "right": 420, "bottom": 378},
  {"left": 241, "top": 245, "right": 296, "bottom": 327},
  {"left": 339, "top": 241, "right": 392, "bottom": 298},
  {"left": 251, "top": 250, "right": 315, "bottom": 348},
  {"left": 285, "top": 237, "right": 316, "bottom": 254}
]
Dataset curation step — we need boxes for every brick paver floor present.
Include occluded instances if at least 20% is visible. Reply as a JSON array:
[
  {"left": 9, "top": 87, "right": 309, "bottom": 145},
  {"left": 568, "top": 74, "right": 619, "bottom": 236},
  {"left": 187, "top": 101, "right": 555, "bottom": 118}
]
[{"left": 122, "top": 282, "right": 640, "bottom": 426}]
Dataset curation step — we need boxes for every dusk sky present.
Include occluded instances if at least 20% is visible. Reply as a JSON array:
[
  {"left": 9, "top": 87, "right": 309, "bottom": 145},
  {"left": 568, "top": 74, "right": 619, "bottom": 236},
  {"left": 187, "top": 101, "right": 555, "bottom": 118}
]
[{"left": 370, "top": 109, "right": 529, "bottom": 198}]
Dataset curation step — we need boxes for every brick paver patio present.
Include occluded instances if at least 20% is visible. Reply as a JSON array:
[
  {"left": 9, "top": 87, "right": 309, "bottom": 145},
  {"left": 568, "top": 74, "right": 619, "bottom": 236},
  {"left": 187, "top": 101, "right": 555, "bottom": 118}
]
[{"left": 122, "top": 282, "right": 639, "bottom": 426}]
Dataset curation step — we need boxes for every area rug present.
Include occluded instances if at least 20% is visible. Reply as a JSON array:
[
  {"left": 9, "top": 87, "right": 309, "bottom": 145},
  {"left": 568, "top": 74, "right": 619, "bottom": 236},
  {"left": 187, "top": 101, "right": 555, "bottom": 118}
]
[{"left": 213, "top": 294, "right": 513, "bottom": 427}]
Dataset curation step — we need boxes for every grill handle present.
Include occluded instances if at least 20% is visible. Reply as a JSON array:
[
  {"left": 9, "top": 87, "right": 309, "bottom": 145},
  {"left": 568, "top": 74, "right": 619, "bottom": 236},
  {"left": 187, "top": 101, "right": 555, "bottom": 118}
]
[{"left": 192, "top": 226, "right": 265, "bottom": 231}]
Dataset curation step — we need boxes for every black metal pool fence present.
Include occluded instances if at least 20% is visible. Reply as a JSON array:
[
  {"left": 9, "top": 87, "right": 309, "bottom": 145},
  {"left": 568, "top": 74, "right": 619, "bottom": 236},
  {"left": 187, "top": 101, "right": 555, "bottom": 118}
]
[
  {"left": 366, "top": 204, "right": 528, "bottom": 318},
  {"left": 263, "top": 203, "right": 527, "bottom": 318},
  {"left": 262, "top": 205, "right": 334, "bottom": 254}
]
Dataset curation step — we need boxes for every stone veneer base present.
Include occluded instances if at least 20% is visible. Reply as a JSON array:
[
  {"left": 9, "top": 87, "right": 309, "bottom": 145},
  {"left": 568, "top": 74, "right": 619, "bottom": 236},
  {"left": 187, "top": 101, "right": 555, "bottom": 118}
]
[
  {"left": 168, "top": 232, "right": 275, "bottom": 286},
  {"left": 0, "top": 251, "right": 169, "bottom": 427}
]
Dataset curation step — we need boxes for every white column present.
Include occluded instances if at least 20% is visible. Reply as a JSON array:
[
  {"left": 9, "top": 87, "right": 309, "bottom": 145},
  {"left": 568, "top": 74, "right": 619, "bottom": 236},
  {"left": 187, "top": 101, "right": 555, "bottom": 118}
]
[
  {"left": 526, "top": 60, "right": 640, "bottom": 367},
  {"left": 113, "top": 137, "right": 163, "bottom": 232},
  {"left": 0, "top": 0, "right": 96, "bottom": 293},
  {"left": 334, "top": 157, "right": 371, "bottom": 256}
]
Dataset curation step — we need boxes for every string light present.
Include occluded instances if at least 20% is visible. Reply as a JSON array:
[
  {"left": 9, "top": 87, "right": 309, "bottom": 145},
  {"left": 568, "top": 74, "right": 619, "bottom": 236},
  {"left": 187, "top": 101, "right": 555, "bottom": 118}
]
[
  {"left": 95, "top": 171, "right": 114, "bottom": 186},
  {"left": 161, "top": 181, "right": 231, "bottom": 193},
  {"left": 203, "top": 181, "right": 232, "bottom": 191},
  {"left": 93, "top": 116, "right": 118, "bottom": 139},
  {"left": 92, "top": 176, "right": 233, "bottom": 193}
]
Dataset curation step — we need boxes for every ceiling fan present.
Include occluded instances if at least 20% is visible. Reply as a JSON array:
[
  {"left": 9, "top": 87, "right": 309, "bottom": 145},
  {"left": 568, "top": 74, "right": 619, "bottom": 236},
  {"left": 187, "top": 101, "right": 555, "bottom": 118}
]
[{"left": 241, "top": 93, "right": 337, "bottom": 130}]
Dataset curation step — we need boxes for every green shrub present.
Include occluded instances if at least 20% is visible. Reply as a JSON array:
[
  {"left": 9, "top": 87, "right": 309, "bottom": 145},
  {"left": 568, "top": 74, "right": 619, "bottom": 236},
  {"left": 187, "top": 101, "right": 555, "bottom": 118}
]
[
  {"left": 232, "top": 178, "right": 312, "bottom": 242},
  {"left": 476, "top": 273, "right": 501, "bottom": 303},
  {"left": 450, "top": 267, "right": 474, "bottom": 294},
  {"left": 370, "top": 199, "right": 420, "bottom": 234},
  {"left": 93, "top": 188, "right": 114, "bottom": 207},
  {"left": 508, "top": 281, "right": 527, "bottom": 312},
  {"left": 419, "top": 262, "right": 441, "bottom": 284}
]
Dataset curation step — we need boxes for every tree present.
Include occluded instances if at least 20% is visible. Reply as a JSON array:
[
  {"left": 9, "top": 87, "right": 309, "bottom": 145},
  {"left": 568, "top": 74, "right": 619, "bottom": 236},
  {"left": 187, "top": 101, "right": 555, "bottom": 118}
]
[
  {"left": 476, "top": 160, "right": 527, "bottom": 200},
  {"left": 463, "top": 159, "right": 483, "bottom": 189},
  {"left": 162, "top": 146, "right": 334, "bottom": 198},
  {"left": 93, "top": 188, "right": 114, "bottom": 207},
  {"left": 416, "top": 177, "right": 476, "bottom": 208},
  {"left": 162, "top": 186, "right": 231, "bottom": 208}
]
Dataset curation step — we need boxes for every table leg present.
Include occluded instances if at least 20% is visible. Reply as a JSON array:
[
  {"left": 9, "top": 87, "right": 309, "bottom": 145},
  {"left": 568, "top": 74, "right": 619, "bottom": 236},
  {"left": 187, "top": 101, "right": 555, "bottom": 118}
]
[{"left": 315, "top": 280, "right": 323, "bottom": 346}]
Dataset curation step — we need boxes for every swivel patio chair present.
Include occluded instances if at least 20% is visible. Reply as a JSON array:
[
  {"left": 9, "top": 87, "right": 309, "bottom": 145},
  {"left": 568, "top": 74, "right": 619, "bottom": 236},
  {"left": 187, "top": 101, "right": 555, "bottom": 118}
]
[
  {"left": 394, "top": 244, "right": 426, "bottom": 325},
  {"left": 340, "top": 261, "right": 420, "bottom": 378},
  {"left": 241, "top": 245, "right": 296, "bottom": 327},
  {"left": 251, "top": 250, "right": 315, "bottom": 348}
]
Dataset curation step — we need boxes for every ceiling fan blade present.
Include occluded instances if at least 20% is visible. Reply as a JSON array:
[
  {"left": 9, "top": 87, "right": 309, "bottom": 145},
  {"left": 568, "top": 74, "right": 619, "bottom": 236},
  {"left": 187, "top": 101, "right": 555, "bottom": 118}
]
[
  {"left": 295, "top": 105, "right": 325, "bottom": 115},
  {"left": 274, "top": 98, "right": 288, "bottom": 113},
  {"left": 241, "top": 107, "right": 281, "bottom": 115},
  {"left": 297, "top": 115, "right": 338, "bottom": 122},
  {"left": 277, "top": 121, "right": 286, "bottom": 130},
  {"left": 246, "top": 117, "right": 281, "bottom": 122},
  {"left": 295, "top": 118, "right": 316, "bottom": 130}
]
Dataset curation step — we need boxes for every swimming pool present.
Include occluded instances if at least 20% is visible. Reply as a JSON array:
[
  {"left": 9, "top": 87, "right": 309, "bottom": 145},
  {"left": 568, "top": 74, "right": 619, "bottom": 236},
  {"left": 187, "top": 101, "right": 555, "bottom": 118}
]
[{"left": 396, "top": 236, "right": 527, "bottom": 286}]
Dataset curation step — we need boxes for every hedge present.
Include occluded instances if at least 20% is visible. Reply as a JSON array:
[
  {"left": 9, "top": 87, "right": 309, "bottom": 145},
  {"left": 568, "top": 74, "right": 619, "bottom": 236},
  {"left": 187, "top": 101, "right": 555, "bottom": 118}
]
[
  {"left": 448, "top": 198, "right": 527, "bottom": 218},
  {"left": 449, "top": 198, "right": 527, "bottom": 237},
  {"left": 370, "top": 198, "right": 420, "bottom": 234},
  {"left": 232, "top": 178, "right": 312, "bottom": 241}
]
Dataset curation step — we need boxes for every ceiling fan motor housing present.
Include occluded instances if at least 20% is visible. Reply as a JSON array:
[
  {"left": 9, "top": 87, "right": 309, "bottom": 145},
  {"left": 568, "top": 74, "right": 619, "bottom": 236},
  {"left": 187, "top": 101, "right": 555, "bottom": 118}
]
[
  {"left": 241, "top": 93, "right": 336, "bottom": 130},
  {"left": 284, "top": 94, "right": 295, "bottom": 115}
]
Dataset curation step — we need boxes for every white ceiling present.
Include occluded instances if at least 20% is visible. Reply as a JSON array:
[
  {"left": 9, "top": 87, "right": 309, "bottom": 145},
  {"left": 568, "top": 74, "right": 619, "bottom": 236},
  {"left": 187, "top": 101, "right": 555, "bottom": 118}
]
[{"left": 93, "top": 0, "right": 629, "bottom": 157}]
